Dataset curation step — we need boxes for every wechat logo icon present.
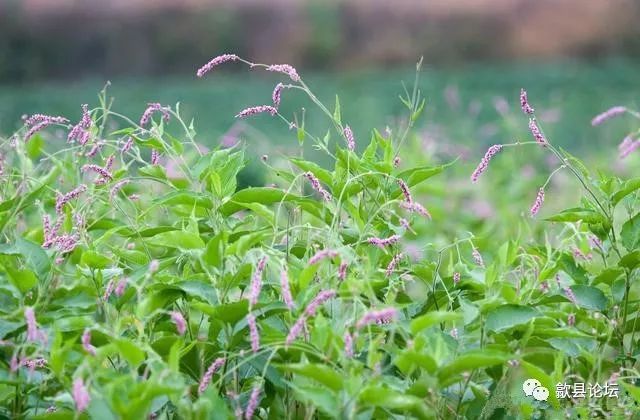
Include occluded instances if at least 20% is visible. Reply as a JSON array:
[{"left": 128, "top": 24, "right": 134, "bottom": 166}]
[{"left": 523, "top": 379, "right": 549, "bottom": 402}]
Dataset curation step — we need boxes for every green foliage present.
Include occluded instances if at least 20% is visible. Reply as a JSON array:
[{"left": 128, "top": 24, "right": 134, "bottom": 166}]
[{"left": 0, "top": 57, "right": 639, "bottom": 419}]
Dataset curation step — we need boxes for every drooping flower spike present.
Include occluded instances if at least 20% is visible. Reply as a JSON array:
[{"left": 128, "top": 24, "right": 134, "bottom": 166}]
[
  {"left": 196, "top": 54, "right": 239, "bottom": 77},
  {"left": 591, "top": 106, "right": 627, "bottom": 126},
  {"left": 530, "top": 187, "right": 545, "bottom": 216},
  {"left": 520, "top": 88, "right": 535, "bottom": 115},
  {"left": 303, "top": 172, "right": 332, "bottom": 201},
  {"left": 235, "top": 105, "right": 278, "bottom": 119},
  {"left": 470, "top": 144, "right": 502, "bottom": 183},
  {"left": 198, "top": 357, "right": 226, "bottom": 395},
  {"left": 265, "top": 64, "right": 300, "bottom": 82}
]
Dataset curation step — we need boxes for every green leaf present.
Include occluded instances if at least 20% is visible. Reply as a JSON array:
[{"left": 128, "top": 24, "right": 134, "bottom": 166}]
[
  {"left": 619, "top": 251, "right": 640, "bottom": 270},
  {"left": 359, "top": 386, "right": 433, "bottom": 420},
  {"left": 277, "top": 363, "right": 343, "bottom": 391},
  {"left": 619, "top": 381, "right": 640, "bottom": 405},
  {"left": 220, "top": 188, "right": 326, "bottom": 222},
  {"left": 485, "top": 304, "right": 539, "bottom": 332},
  {"left": 81, "top": 250, "right": 112, "bottom": 269},
  {"left": 437, "top": 350, "right": 512, "bottom": 382},
  {"left": 570, "top": 285, "right": 608, "bottom": 310},
  {"left": 333, "top": 95, "right": 341, "bottom": 126},
  {"left": 192, "top": 300, "right": 249, "bottom": 325},
  {"left": 290, "top": 385, "right": 339, "bottom": 418},
  {"left": 203, "top": 232, "right": 224, "bottom": 268},
  {"left": 290, "top": 158, "right": 332, "bottom": 186},
  {"left": 0, "top": 237, "right": 51, "bottom": 278},
  {"left": 115, "top": 338, "right": 145, "bottom": 366},
  {"left": 545, "top": 207, "right": 606, "bottom": 224},
  {"left": 410, "top": 311, "right": 463, "bottom": 334},
  {"left": 621, "top": 212, "right": 640, "bottom": 251},
  {"left": 611, "top": 177, "right": 640, "bottom": 206},
  {"left": 520, "top": 361, "right": 560, "bottom": 408},
  {"left": 147, "top": 230, "right": 205, "bottom": 251}
]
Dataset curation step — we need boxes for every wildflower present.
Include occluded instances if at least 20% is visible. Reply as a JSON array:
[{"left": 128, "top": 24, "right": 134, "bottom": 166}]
[
  {"left": 530, "top": 187, "right": 545, "bottom": 216},
  {"left": 567, "top": 313, "right": 576, "bottom": 326},
  {"left": 235, "top": 105, "right": 277, "bottom": 119},
  {"left": 82, "top": 164, "right": 113, "bottom": 181},
  {"left": 171, "top": 311, "right": 187, "bottom": 335},
  {"left": 21, "top": 357, "right": 47, "bottom": 370},
  {"left": 304, "top": 289, "right": 336, "bottom": 317},
  {"left": 280, "top": 268, "right": 295, "bottom": 309},
  {"left": 572, "top": 247, "right": 592, "bottom": 261},
  {"left": 110, "top": 180, "right": 130, "bottom": 201},
  {"left": 25, "top": 114, "right": 69, "bottom": 126},
  {"left": 591, "top": 106, "right": 627, "bottom": 126},
  {"left": 393, "top": 156, "right": 401, "bottom": 167},
  {"left": 401, "top": 201, "right": 431, "bottom": 218},
  {"left": 563, "top": 287, "right": 578, "bottom": 305},
  {"left": 397, "top": 179, "right": 413, "bottom": 202},
  {"left": 149, "top": 259, "right": 160, "bottom": 273},
  {"left": 589, "top": 235, "right": 603, "bottom": 250},
  {"left": 470, "top": 144, "right": 502, "bottom": 183},
  {"left": 54, "top": 234, "right": 79, "bottom": 253},
  {"left": 196, "top": 54, "right": 239, "bottom": 77},
  {"left": 304, "top": 172, "right": 331, "bottom": 201},
  {"left": 520, "top": 88, "right": 535, "bottom": 115},
  {"left": 472, "top": 248, "right": 484, "bottom": 268},
  {"left": 244, "top": 384, "right": 262, "bottom": 420},
  {"left": 265, "top": 64, "right": 300, "bottom": 82},
  {"left": 24, "top": 307, "right": 40, "bottom": 342},
  {"left": 450, "top": 328, "right": 459, "bottom": 339},
  {"left": 103, "top": 279, "right": 115, "bottom": 300},
  {"left": 249, "top": 256, "right": 267, "bottom": 306},
  {"left": 140, "top": 103, "right": 171, "bottom": 127},
  {"left": 151, "top": 150, "right": 160, "bottom": 166},
  {"left": 620, "top": 138, "right": 640, "bottom": 159},
  {"left": 104, "top": 155, "right": 115, "bottom": 171},
  {"left": 356, "top": 308, "right": 399, "bottom": 329},
  {"left": 528, "top": 118, "right": 547, "bottom": 146},
  {"left": 121, "top": 137, "right": 134, "bottom": 153},
  {"left": 368, "top": 234, "right": 400, "bottom": 249},
  {"left": 115, "top": 278, "right": 127, "bottom": 296},
  {"left": 308, "top": 249, "right": 338, "bottom": 265},
  {"left": 84, "top": 142, "right": 103, "bottom": 158},
  {"left": 55, "top": 184, "right": 87, "bottom": 214},
  {"left": 198, "top": 357, "right": 226, "bottom": 394},
  {"left": 453, "top": 272, "right": 460, "bottom": 285},
  {"left": 272, "top": 83, "right": 284, "bottom": 108},
  {"left": 385, "top": 253, "right": 403, "bottom": 277},
  {"left": 343, "top": 125, "right": 355, "bottom": 151},
  {"left": 247, "top": 313, "right": 260, "bottom": 353},
  {"left": 68, "top": 104, "right": 91, "bottom": 144},
  {"left": 72, "top": 378, "right": 90, "bottom": 412},
  {"left": 82, "top": 329, "right": 96, "bottom": 355},
  {"left": 10, "top": 355, "right": 19, "bottom": 372},
  {"left": 338, "top": 262, "right": 348, "bottom": 281},
  {"left": 344, "top": 331, "right": 353, "bottom": 357},
  {"left": 540, "top": 281, "right": 550, "bottom": 293},
  {"left": 285, "top": 316, "right": 307, "bottom": 346}
]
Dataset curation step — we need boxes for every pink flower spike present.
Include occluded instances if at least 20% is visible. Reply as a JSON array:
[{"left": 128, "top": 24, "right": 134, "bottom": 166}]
[
  {"left": 344, "top": 331, "right": 354, "bottom": 357},
  {"left": 55, "top": 184, "right": 87, "bottom": 214},
  {"left": 25, "top": 114, "right": 69, "bottom": 126},
  {"left": 110, "top": 180, "right": 130, "bottom": 201},
  {"left": 151, "top": 149, "right": 160, "bottom": 166},
  {"left": 520, "top": 88, "right": 535, "bottom": 115},
  {"left": 24, "top": 307, "right": 39, "bottom": 342},
  {"left": 121, "top": 137, "right": 134, "bottom": 153},
  {"left": 343, "top": 125, "right": 355, "bottom": 151},
  {"left": 285, "top": 316, "right": 307, "bottom": 346},
  {"left": 265, "top": 64, "right": 300, "bottom": 82},
  {"left": 591, "top": 106, "right": 627, "bottom": 126},
  {"left": 103, "top": 279, "right": 115, "bottom": 300},
  {"left": 338, "top": 262, "right": 348, "bottom": 281},
  {"left": 198, "top": 357, "right": 226, "bottom": 394},
  {"left": 356, "top": 308, "right": 399, "bottom": 329},
  {"left": 72, "top": 378, "right": 90, "bottom": 412},
  {"left": 272, "top": 83, "right": 285, "bottom": 108},
  {"left": 470, "top": 144, "right": 502, "bottom": 183},
  {"left": 530, "top": 187, "right": 545, "bottom": 216},
  {"left": 304, "top": 289, "right": 336, "bottom": 317},
  {"left": 81, "top": 329, "right": 96, "bottom": 356},
  {"left": 401, "top": 201, "right": 431, "bottom": 218},
  {"left": 139, "top": 103, "right": 171, "bottom": 127},
  {"left": 385, "top": 253, "right": 403, "bottom": 277},
  {"left": 247, "top": 313, "right": 260, "bottom": 353},
  {"left": 563, "top": 286, "right": 578, "bottom": 306},
  {"left": 303, "top": 172, "right": 332, "bottom": 201},
  {"left": 249, "top": 256, "right": 267, "bottom": 306},
  {"left": 82, "top": 164, "right": 113, "bottom": 181},
  {"left": 244, "top": 384, "right": 262, "bottom": 420},
  {"left": 115, "top": 278, "right": 127, "bottom": 296},
  {"left": 397, "top": 179, "right": 413, "bottom": 203},
  {"left": 280, "top": 268, "right": 295, "bottom": 309},
  {"left": 453, "top": 272, "right": 461, "bottom": 285},
  {"left": 472, "top": 248, "right": 485, "bottom": 268},
  {"left": 620, "top": 138, "right": 640, "bottom": 159},
  {"left": 171, "top": 311, "right": 187, "bottom": 335},
  {"left": 235, "top": 105, "right": 277, "bottom": 119},
  {"left": 528, "top": 118, "right": 548, "bottom": 146},
  {"left": 367, "top": 234, "right": 401, "bottom": 249},
  {"left": 308, "top": 249, "right": 338, "bottom": 265},
  {"left": 196, "top": 54, "right": 239, "bottom": 77}
]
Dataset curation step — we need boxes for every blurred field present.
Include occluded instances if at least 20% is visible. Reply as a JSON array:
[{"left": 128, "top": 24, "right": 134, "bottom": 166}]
[{"left": 1, "top": 58, "right": 639, "bottom": 157}]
